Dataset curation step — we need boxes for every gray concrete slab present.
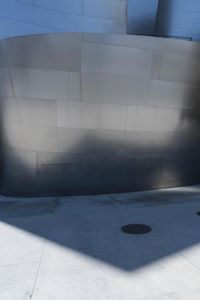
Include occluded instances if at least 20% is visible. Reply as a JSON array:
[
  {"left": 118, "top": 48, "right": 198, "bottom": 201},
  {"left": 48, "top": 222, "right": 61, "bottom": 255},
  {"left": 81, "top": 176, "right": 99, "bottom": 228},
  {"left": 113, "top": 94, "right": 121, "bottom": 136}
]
[{"left": 1, "top": 186, "right": 200, "bottom": 299}]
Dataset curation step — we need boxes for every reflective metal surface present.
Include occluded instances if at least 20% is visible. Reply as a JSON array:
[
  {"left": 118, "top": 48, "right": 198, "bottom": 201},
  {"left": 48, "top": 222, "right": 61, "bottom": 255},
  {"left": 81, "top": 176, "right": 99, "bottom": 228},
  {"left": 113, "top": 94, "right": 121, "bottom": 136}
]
[
  {"left": 127, "top": 0, "right": 159, "bottom": 35},
  {"left": 127, "top": 0, "right": 200, "bottom": 41},
  {"left": 1, "top": 1, "right": 200, "bottom": 41},
  {"left": 0, "top": 0, "right": 126, "bottom": 38},
  {"left": 1, "top": 33, "right": 200, "bottom": 196}
]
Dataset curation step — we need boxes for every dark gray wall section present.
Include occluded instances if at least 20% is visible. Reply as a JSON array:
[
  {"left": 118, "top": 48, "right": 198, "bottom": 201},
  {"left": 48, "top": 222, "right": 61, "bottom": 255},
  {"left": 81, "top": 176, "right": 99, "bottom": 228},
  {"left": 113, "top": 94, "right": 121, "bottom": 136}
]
[
  {"left": 127, "top": 0, "right": 159, "bottom": 35},
  {"left": 1, "top": 33, "right": 200, "bottom": 196},
  {"left": 127, "top": 0, "right": 200, "bottom": 41},
  {"left": 156, "top": 0, "right": 200, "bottom": 40}
]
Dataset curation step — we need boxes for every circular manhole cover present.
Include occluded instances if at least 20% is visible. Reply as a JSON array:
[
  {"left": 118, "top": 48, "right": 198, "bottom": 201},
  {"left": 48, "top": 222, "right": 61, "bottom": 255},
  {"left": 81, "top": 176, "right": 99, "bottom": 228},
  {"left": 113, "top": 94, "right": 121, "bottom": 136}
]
[{"left": 121, "top": 224, "right": 152, "bottom": 235}]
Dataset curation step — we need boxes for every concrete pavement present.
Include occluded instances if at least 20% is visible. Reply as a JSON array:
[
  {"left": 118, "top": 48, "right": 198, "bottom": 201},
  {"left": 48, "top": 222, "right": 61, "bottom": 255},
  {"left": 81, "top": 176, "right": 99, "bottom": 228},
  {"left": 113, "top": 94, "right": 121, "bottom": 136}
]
[{"left": 1, "top": 186, "right": 200, "bottom": 299}]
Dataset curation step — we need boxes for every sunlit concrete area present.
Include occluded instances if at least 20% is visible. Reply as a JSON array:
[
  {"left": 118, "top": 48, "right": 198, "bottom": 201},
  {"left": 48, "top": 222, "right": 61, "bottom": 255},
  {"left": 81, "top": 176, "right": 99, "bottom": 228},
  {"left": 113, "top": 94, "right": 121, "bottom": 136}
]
[{"left": 1, "top": 185, "right": 200, "bottom": 299}]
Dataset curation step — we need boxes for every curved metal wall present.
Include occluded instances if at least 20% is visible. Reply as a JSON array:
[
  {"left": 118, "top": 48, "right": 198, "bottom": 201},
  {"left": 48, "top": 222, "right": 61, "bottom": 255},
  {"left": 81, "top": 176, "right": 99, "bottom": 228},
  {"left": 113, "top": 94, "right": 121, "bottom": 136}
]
[
  {"left": 156, "top": 0, "right": 200, "bottom": 41},
  {"left": 127, "top": 0, "right": 200, "bottom": 41},
  {"left": 1, "top": 33, "right": 200, "bottom": 196},
  {"left": 127, "top": 0, "right": 159, "bottom": 35},
  {"left": 0, "top": 0, "right": 126, "bottom": 38}
]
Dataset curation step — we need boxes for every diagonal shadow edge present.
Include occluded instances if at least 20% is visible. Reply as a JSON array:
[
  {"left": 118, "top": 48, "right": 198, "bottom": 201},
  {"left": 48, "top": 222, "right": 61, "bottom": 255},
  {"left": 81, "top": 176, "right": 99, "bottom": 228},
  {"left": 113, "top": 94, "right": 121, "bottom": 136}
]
[
  {"left": 0, "top": 32, "right": 200, "bottom": 272},
  {"left": 1, "top": 185, "right": 200, "bottom": 272}
]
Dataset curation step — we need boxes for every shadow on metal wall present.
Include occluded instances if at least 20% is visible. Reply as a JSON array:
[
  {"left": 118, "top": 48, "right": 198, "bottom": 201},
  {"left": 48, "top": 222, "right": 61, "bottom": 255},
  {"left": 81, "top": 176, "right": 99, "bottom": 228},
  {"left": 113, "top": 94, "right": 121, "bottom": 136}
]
[
  {"left": 155, "top": 0, "right": 173, "bottom": 37},
  {"left": 1, "top": 126, "right": 200, "bottom": 198},
  {"left": 1, "top": 111, "right": 200, "bottom": 271}
]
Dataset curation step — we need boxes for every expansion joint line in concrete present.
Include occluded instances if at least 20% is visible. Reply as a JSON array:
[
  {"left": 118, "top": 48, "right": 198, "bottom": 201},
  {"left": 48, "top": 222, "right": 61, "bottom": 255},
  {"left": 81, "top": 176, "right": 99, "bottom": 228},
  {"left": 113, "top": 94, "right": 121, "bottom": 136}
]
[{"left": 29, "top": 209, "right": 56, "bottom": 299}]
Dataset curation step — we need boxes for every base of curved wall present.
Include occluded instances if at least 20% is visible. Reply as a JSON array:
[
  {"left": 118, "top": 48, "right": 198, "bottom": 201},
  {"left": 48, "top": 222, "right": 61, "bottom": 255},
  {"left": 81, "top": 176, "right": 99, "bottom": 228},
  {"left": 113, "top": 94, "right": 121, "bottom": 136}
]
[
  {"left": 1, "top": 179, "right": 200, "bottom": 198},
  {"left": 1, "top": 33, "right": 200, "bottom": 197}
]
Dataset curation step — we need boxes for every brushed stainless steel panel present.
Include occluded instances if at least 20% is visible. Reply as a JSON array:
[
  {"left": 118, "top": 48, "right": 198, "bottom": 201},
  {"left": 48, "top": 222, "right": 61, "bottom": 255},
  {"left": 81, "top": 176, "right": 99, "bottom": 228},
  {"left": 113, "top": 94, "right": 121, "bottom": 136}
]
[
  {"left": 104, "top": 154, "right": 163, "bottom": 193},
  {"left": 126, "top": 105, "right": 137, "bottom": 131},
  {"left": 82, "top": 72, "right": 141, "bottom": 105},
  {"left": 170, "top": 133, "right": 200, "bottom": 155},
  {"left": 139, "top": 79, "right": 200, "bottom": 109},
  {"left": 56, "top": 128, "right": 125, "bottom": 155},
  {"left": 17, "top": 97, "right": 57, "bottom": 127},
  {"left": 68, "top": 72, "right": 81, "bottom": 101},
  {"left": 156, "top": 0, "right": 200, "bottom": 41},
  {"left": 67, "top": 101, "right": 127, "bottom": 131},
  {"left": 127, "top": 0, "right": 200, "bottom": 41},
  {"left": 163, "top": 38, "right": 200, "bottom": 60},
  {"left": 1, "top": 97, "right": 20, "bottom": 123},
  {"left": 82, "top": 42, "right": 153, "bottom": 77},
  {"left": 1, "top": 33, "right": 200, "bottom": 196},
  {"left": 2, "top": 123, "right": 46, "bottom": 152},
  {"left": 0, "top": 40, "right": 7, "bottom": 67},
  {"left": 83, "top": 0, "right": 121, "bottom": 19},
  {"left": 127, "top": 0, "right": 159, "bottom": 35},
  {"left": 160, "top": 53, "right": 200, "bottom": 85},
  {"left": 7, "top": 33, "right": 81, "bottom": 71},
  {"left": 36, "top": 0, "right": 82, "bottom": 15},
  {"left": 4, "top": 147, "right": 37, "bottom": 176},
  {"left": 135, "top": 106, "right": 180, "bottom": 132},
  {"left": 125, "top": 131, "right": 173, "bottom": 155},
  {"left": 11, "top": 68, "right": 68, "bottom": 100},
  {"left": 82, "top": 33, "right": 163, "bottom": 51},
  {"left": 35, "top": 7, "right": 124, "bottom": 33},
  {"left": 0, "top": 171, "right": 36, "bottom": 196},
  {"left": 160, "top": 154, "right": 200, "bottom": 186},
  {"left": 0, "top": 0, "right": 126, "bottom": 39},
  {"left": 0, "top": 69, "right": 13, "bottom": 97}
]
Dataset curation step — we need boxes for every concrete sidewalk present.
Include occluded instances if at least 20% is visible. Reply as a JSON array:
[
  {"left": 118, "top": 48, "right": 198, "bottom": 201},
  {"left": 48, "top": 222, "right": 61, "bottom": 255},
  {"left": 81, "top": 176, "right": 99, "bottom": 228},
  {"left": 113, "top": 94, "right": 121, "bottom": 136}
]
[{"left": 1, "top": 185, "right": 200, "bottom": 299}]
